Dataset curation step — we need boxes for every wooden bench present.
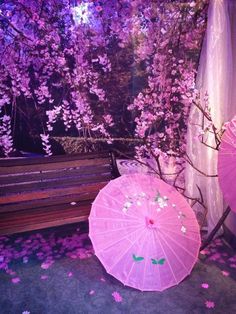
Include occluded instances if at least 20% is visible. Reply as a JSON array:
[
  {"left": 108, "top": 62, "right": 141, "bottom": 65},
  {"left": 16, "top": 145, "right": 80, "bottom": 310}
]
[{"left": 0, "top": 151, "right": 120, "bottom": 236}]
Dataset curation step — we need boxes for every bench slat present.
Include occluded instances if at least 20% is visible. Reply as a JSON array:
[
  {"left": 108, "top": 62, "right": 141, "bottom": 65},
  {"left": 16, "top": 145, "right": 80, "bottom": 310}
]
[
  {"left": 0, "top": 181, "right": 107, "bottom": 205},
  {"left": 0, "top": 164, "right": 111, "bottom": 185},
  {"left": 0, "top": 191, "right": 98, "bottom": 214},
  {"left": 0, "top": 206, "right": 91, "bottom": 236},
  {"left": 0, "top": 173, "right": 112, "bottom": 195},
  {"left": 0, "top": 157, "right": 111, "bottom": 175},
  {"left": 0, "top": 151, "right": 111, "bottom": 166},
  {"left": 0, "top": 200, "right": 90, "bottom": 222},
  {"left": 0, "top": 215, "right": 89, "bottom": 236}
]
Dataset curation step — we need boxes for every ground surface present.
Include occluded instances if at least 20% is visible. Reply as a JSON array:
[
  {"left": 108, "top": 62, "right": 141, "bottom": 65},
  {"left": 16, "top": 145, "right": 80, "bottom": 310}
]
[{"left": 0, "top": 223, "right": 236, "bottom": 314}]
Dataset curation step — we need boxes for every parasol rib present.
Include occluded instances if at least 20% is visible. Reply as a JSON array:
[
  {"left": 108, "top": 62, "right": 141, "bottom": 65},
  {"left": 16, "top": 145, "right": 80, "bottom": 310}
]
[
  {"left": 160, "top": 226, "right": 199, "bottom": 242},
  {"left": 159, "top": 219, "right": 199, "bottom": 224},
  {"left": 162, "top": 231, "right": 198, "bottom": 259},
  {"left": 157, "top": 230, "right": 189, "bottom": 272},
  {"left": 140, "top": 240, "right": 149, "bottom": 290},
  {"left": 89, "top": 223, "right": 144, "bottom": 236},
  {"left": 96, "top": 225, "right": 146, "bottom": 256},
  {"left": 153, "top": 230, "right": 178, "bottom": 285},
  {"left": 101, "top": 190, "right": 125, "bottom": 206},
  {"left": 90, "top": 216, "right": 142, "bottom": 224},
  {"left": 150, "top": 230, "right": 161, "bottom": 287},
  {"left": 91, "top": 203, "right": 144, "bottom": 221},
  {"left": 124, "top": 232, "right": 149, "bottom": 288},
  {"left": 107, "top": 228, "right": 147, "bottom": 272},
  {"left": 159, "top": 225, "right": 200, "bottom": 242}
]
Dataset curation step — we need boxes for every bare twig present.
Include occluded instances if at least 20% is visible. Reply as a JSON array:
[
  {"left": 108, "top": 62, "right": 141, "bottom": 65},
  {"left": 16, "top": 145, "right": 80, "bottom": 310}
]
[
  {"left": 0, "top": 13, "right": 33, "bottom": 42},
  {"left": 184, "top": 153, "right": 218, "bottom": 177}
]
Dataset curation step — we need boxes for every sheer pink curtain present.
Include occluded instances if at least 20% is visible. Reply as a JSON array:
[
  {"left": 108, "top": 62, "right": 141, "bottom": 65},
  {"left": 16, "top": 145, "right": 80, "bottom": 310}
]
[{"left": 185, "top": 0, "right": 236, "bottom": 233}]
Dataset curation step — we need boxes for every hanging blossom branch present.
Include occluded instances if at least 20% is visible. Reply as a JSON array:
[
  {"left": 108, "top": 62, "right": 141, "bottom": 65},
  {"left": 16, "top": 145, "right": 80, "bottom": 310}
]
[
  {"left": 0, "top": 115, "right": 14, "bottom": 156},
  {"left": 40, "top": 133, "right": 52, "bottom": 156},
  {"left": 192, "top": 94, "right": 223, "bottom": 151}
]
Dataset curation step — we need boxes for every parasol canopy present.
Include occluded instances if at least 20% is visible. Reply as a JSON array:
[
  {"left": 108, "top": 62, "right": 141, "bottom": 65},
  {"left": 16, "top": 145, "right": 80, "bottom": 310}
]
[
  {"left": 218, "top": 116, "right": 236, "bottom": 212},
  {"left": 89, "top": 173, "right": 200, "bottom": 291}
]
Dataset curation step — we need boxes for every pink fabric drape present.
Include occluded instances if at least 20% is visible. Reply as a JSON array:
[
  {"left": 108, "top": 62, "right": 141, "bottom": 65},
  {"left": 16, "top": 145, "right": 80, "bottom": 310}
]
[{"left": 185, "top": 0, "right": 236, "bottom": 233}]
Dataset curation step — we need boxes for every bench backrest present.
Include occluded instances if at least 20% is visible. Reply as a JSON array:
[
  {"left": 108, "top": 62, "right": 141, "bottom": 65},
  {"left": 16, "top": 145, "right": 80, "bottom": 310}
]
[{"left": 0, "top": 151, "right": 119, "bottom": 214}]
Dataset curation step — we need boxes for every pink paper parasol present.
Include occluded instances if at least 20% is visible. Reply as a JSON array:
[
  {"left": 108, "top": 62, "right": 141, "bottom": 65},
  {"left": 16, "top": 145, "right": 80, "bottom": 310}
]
[
  {"left": 218, "top": 116, "right": 236, "bottom": 212},
  {"left": 89, "top": 173, "right": 200, "bottom": 291}
]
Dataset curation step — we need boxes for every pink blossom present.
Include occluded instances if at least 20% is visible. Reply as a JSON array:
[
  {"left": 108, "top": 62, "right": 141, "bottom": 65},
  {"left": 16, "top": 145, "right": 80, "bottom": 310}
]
[
  {"left": 103, "top": 114, "right": 114, "bottom": 126},
  {"left": 221, "top": 270, "right": 230, "bottom": 277},
  {"left": 7, "top": 269, "right": 16, "bottom": 276},
  {"left": 190, "top": 2, "right": 196, "bottom": 8},
  {"left": 41, "top": 260, "right": 54, "bottom": 270},
  {"left": 23, "top": 257, "right": 29, "bottom": 264},
  {"left": 112, "top": 291, "right": 123, "bottom": 303},
  {"left": 12, "top": 277, "right": 20, "bottom": 284},
  {"left": 201, "top": 283, "right": 209, "bottom": 289},
  {"left": 218, "top": 259, "right": 226, "bottom": 264},
  {"left": 40, "top": 275, "right": 48, "bottom": 280},
  {"left": 200, "top": 249, "right": 210, "bottom": 255},
  {"left": 209, "top": 253, "right": 221, "bottom": 261},
  {"left": 205, "top": 301, "right": 215, "bottom": 309},
  {"left": 95, "top": 6, "right": 103, "bottom": 12},
  {"left": 40, "top": 134, "right": 52, "bottom": 156}
]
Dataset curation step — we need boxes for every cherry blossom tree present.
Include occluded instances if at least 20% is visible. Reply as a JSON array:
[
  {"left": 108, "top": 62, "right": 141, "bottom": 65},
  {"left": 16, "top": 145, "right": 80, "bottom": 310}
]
[{"left": 0, "top": 0, "right": 209, "bottom": 157}]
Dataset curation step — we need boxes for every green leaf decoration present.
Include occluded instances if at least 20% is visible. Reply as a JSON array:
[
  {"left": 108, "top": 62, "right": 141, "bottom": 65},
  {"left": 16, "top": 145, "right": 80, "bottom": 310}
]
[
  {"left": 157, "top": 258, "right": 166, "bottom": 265},
  {"left": 133, "top": 254, "right": 144, "bottom": 262},
  {"left": 151, "top": 258, "right": 166, "bottom": 265},
  {"left": 151, "top": 258, "right": 158, "bottom": 265}
]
